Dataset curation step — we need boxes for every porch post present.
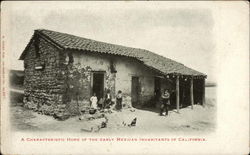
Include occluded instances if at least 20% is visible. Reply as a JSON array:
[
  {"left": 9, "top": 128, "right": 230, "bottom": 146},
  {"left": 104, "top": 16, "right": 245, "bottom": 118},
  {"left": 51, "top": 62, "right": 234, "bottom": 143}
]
[
  {"left": 190, "top": 77, "right": 194, "bottom": 109},
  {"left": 202, "top": 78, "right": 206, "bottom": 106},
  {"left": 176, "top": 75, "right": 180, "bottom": 113}
]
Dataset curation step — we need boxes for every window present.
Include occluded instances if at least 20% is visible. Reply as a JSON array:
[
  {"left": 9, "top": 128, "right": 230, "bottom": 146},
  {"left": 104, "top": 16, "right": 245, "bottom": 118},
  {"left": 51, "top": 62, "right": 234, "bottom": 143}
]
[{"left": 64, "top": 53, "right": 74, "bottom": 65}]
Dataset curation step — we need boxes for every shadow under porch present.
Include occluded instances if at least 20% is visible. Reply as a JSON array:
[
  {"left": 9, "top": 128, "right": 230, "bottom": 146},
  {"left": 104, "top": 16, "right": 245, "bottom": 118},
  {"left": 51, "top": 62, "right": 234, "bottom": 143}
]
[{"left": 138, "top": 74, "right": 206, "bottom": 114}]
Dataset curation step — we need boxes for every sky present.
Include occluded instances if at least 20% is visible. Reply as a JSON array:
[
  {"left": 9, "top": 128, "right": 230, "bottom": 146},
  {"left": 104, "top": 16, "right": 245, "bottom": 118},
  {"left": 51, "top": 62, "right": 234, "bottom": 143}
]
[{"left": 5, "top": 2, "right": 216, "bottom": 82}]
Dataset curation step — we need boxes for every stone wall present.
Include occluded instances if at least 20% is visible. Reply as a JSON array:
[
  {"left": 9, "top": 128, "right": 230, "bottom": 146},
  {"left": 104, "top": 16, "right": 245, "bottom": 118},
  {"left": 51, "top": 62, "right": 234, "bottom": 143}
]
[
  {"left": 23, "top": 35, "right": 69, "bottom": 119},
  {"left": 59, "top": 61, "right": 92, "bottom": 115}
]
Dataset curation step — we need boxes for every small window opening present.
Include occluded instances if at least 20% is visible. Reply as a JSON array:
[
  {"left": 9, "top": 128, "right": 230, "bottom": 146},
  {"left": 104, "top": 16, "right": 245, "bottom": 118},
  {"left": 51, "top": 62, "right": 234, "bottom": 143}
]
[
  {"left": 64, "top": 53, "right": 74, "bottom": 65},
  {"left": 68, "top": 53, "right": 74, "bottom": 64}
]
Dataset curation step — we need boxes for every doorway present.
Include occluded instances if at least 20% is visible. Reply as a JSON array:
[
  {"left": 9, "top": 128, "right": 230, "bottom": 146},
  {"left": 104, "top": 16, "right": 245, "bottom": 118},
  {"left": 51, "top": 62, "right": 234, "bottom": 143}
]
[
  {"left": 92, "top": 72, "right": 104, "bottom": 100},
  {"left": 179, "top": 78, "right": 191, "bottom": 108},
  {"left": 131, "top": 76, "right": 140, "bottom": 107},
  {"left": 193, "top": 79, "right": 203, "bottom": 105}
]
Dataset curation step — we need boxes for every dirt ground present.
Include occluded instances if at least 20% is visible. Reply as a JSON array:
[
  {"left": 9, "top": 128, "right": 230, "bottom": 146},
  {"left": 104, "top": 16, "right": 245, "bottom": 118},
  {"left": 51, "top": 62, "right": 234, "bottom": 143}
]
[{"left": 10, "top": 96, "right": 216, "bottom": 135}]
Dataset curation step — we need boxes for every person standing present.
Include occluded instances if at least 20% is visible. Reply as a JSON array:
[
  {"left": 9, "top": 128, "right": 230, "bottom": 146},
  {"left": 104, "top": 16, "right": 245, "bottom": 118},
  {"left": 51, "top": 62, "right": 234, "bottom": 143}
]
[
  {"left": 160, "top": 89, "right": 170, "bottom": 116},
  {"left": 116, "top": 90, "right": 123, "bottom": 111},
  {"left": 90, "top": 93, "right": 98, "bottom": 110}
]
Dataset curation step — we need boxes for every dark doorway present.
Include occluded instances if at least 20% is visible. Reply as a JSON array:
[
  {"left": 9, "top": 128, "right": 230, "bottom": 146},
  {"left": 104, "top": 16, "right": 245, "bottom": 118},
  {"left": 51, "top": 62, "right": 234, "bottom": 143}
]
[
  {"left": 179, "top": 79, "right": 191, "bottom": 108},
  {"left": 92, "top": 72, "right": 104, "bottom": 100},
  {"left": 193, "top": 79, "right": 203, "bottom": 105},
  {"left": 154, "top": 77, "right": 161, "bottom": 104},
  {"left": 131, "top": 76, "right": 140, "bottom": 107}
]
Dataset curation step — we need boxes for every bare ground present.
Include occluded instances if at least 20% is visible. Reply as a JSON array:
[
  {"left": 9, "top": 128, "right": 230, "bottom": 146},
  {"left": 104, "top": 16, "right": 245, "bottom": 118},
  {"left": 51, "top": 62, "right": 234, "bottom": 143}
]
[{"left": 10, "top": 97, "right": 216, "bottom": 135}]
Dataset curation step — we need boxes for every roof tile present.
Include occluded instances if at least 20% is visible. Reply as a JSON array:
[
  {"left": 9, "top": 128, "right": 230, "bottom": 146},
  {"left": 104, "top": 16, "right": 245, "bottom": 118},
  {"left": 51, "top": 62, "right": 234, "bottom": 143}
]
[{"left": 22, "top": 29, "right": 206, "bottom": 77}]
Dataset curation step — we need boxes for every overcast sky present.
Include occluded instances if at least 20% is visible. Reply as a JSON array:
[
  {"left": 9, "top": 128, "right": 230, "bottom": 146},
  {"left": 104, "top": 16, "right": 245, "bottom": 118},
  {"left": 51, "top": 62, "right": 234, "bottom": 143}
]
[{"left": 6, "top": 2, "right": 216, "bottom": 82}]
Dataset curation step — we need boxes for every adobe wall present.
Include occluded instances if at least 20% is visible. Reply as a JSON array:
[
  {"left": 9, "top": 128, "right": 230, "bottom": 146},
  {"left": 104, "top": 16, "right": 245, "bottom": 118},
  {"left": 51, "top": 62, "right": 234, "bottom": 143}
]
[
  {"left": 115, "top": 56, "right": 158, "bottom": 107},
  {"left": 68, "top": 52, "right": 116, "bottom": 112},
  {"left": 70, "top": 51, "right": 173, "bottom": 109}
]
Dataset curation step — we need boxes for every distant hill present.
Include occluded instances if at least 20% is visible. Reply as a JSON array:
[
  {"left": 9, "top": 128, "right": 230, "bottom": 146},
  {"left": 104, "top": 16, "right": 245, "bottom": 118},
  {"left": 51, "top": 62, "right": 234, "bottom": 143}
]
[
  {"left": 9, "top": 70, "right": 24, "bottom": 89},
  {"left": 9, "top": 70, "right": 24, "bottom": 103},
  {"left": 205, "top": 81, "right": 217, "bottom": 87}
]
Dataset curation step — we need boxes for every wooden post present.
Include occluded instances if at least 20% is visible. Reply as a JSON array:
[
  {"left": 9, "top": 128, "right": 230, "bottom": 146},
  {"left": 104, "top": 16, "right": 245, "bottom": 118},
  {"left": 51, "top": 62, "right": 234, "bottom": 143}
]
[
  {"left": 176, "top": 76, "right": 180, "bottom": 113},
  {"left": 202, "top": 78, "right": 206, "bottom": 106},
  {"left": 190, "top": 77, "right": 194, "bottom": 109}
]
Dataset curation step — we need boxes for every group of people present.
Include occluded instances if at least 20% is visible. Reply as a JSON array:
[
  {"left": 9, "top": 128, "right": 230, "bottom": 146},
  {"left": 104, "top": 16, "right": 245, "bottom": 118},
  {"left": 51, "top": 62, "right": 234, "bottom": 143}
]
[
  {"left": 90, "top": 90, "right": 123, "bottom": 111},
  {"left": 90, "top": 88, "right": 171, "bottom": 116}
]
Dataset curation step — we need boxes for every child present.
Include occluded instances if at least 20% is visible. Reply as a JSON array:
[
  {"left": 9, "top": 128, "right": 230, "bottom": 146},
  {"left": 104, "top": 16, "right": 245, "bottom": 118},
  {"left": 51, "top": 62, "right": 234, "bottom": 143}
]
[
  {"left": 116, "top": 90, "right": 123, "bottom": 111},
  {"left": 90, "top": 93, "right": 98, "bottom": 110}
]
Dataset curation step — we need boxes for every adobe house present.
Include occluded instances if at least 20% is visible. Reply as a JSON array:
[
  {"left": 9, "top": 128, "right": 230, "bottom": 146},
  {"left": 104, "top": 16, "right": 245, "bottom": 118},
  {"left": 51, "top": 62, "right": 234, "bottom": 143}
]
[{"left": 19, "top": 29, "right": 206, "bottom": 118}]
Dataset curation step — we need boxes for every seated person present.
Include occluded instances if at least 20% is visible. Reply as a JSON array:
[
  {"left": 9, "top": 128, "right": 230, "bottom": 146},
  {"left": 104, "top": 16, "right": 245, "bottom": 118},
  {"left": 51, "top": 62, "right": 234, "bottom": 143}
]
[{"left": 104, "top": 89, "right": 112, "bottom": 109}]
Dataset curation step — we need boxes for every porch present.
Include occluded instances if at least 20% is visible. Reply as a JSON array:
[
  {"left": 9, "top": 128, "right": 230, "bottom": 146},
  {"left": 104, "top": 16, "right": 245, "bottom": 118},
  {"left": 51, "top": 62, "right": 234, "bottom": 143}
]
[{"left": 137, "top": 73, "right": 206, "bottom": 113}]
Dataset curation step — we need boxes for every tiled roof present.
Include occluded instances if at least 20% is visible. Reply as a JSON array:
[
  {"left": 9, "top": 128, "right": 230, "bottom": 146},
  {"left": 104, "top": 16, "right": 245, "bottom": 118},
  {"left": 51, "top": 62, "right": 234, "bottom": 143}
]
[{"left": 20, "top": 29, "right": 206, "bottom": 77}]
